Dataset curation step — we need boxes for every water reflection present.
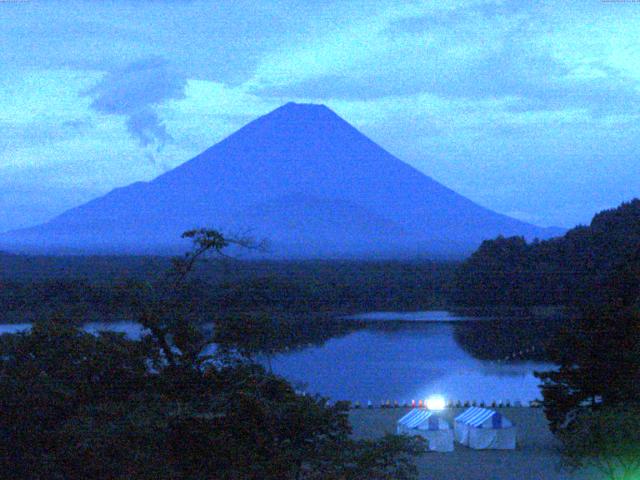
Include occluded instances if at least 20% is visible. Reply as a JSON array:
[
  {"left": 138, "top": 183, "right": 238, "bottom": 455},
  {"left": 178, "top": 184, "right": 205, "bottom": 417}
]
[
  {"left": 452, "top": 316, "right": 561, "bottom": 362},
  {"left": 0, "top": 321, "right": 147, "bottom": 340},
  {"left": 268, "top": 318, "right": 555, "bottom": 403},
  {"left": 0, "top": 324, "right": 31, "bottom": 335},
  {"left": 84, "top": 321, "right": 149, "bottom": 340},
  {"left": 346, "top": 310, "right": 483, "bottom": 322}
]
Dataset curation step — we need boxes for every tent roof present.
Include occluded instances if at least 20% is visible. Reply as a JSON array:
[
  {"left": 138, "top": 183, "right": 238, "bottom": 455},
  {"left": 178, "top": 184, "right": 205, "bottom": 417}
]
[
  {"left": 397, "top": 409, "right": 448, "bottom": 430},
  {"left": 455, "top": 407, "right": 512, "bottom": 428}
]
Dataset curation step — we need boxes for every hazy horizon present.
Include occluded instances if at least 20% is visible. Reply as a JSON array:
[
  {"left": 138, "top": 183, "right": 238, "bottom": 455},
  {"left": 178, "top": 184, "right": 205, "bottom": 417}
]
[{"left": 2, "top": 0, "right": 640, "bottom": 233}]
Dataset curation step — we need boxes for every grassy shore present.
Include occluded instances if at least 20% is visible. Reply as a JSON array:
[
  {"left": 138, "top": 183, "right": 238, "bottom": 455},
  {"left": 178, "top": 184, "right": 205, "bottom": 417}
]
[{"left": 349, "top": 407, "right": 598, "bottom": 480}]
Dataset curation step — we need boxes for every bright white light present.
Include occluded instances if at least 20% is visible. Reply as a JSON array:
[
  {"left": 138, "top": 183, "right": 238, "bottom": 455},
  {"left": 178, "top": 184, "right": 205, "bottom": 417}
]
[{"left": 426, "top": 396, "right": 446, "bottom": 411}]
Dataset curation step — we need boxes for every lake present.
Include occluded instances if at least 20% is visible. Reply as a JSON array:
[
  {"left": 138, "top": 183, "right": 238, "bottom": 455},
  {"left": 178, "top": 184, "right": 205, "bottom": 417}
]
[
  {"left": 0, "top": 311, "right": 555, "bottom": 404},
  {"left": 266, "top": 312, "right": 554, "bottom": 405}
]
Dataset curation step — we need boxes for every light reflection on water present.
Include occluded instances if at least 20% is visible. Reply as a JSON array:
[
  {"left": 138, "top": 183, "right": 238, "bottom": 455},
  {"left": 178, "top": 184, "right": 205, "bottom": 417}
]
[{"left": 266, "top": 320, "right": 553, "bottom": 404}]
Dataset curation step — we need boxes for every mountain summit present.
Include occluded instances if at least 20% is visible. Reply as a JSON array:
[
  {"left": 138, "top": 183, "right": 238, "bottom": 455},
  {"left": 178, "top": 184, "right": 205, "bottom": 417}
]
[{"left": 2, "top": 103, "right": 561, "bottom": 256}]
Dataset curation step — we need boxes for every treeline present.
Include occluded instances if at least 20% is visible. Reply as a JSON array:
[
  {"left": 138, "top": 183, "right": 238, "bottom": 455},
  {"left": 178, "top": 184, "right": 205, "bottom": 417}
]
[
  {"left": 9, "top": 199, "right": 640, "bottom": 326},
  {"left": 0, "top": 259, "right": 456, "bottom": 322},
  {"left": 453, "top": 199, "right": 640, "bottom": 308},
  {"left": 212, "top": 261, "right": 455, "bottom": 312},
  {"left": 0, "top": 253, "right": 168, "bottom": 282}
]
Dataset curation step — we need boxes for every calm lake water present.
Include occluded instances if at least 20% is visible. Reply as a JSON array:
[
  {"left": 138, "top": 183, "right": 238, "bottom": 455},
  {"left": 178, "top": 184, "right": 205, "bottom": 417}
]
[
  {"left": 266, "top": 314, "right": 553, "bottom": 404},
  {"left": 0, "top": 311, "right": 554, "bottom": 404}
]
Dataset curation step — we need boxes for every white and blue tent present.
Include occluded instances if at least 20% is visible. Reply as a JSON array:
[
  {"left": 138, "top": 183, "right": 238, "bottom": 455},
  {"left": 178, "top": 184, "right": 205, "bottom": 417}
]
[
  {"left": 454, "top": 407, "right": 516, "bottom": 450},
  {"left": 397, "top": 409, "right": 454, "bottom": 452}
]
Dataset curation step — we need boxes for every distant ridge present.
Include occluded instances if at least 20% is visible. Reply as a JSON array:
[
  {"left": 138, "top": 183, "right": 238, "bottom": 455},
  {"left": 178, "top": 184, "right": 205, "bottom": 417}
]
[{"left": 1, "top": 102, "right": 562, "bottom": 257}]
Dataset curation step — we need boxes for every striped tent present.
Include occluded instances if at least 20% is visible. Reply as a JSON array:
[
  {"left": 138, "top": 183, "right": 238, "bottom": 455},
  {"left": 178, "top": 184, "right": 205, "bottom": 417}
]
[
  {"left": 454, "top": 407, "right": 516, "bottom": 450},
  {"left": 397, "top": 409, "right": 454, "bottom": 452}
]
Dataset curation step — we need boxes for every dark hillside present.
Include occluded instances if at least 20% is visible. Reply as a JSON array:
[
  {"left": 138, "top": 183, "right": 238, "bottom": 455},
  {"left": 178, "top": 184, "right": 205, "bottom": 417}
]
[{"left": 453, "top": 199, "right": 640, "bottom": 308}]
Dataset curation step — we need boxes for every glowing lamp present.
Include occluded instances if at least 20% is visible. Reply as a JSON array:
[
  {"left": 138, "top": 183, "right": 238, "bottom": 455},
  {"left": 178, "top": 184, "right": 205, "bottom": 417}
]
[{"left": 426, "top": 395, "right": 446, "bottom": 411}]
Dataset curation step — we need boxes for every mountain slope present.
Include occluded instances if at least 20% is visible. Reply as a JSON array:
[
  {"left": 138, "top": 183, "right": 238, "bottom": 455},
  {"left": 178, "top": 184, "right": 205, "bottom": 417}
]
[{"left": 2, "top": 102, "right": 561, "bottom": 256}]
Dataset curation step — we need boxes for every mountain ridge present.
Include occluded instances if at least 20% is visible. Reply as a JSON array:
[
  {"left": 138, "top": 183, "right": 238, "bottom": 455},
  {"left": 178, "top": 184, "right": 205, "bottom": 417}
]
[{"left": 1, "top": 102, "right": 563, "bottom": 257}]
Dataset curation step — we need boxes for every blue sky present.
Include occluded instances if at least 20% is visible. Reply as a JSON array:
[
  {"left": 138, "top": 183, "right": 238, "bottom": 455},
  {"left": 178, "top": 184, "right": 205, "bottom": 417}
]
[{"left": 1, "top": 0, "right": 640, "bottom": 232}]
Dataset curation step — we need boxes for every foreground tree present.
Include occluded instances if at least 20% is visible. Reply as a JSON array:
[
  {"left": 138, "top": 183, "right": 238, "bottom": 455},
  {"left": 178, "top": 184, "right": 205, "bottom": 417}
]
[
  {"left": 308, "top": 434, "right": 425, "bottom": 480},
  {"left": 559, "top": 406, "right": 640, "bottom": 480},
  {"left": 0, "top": 229, "right": 425, "bottom": 480},
  {"left": 535, "top": 300, "right": 640, "bottom": 479},
  {"left": 0, "top": 321, "right": 155, "bottom": 478},
  {"left": 536, "top": 308, "right": 640, "bottom": 432}
]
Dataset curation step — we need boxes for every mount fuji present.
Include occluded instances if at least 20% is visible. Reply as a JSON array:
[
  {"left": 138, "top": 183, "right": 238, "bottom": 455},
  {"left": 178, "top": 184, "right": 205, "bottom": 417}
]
[{"left": 2, "top": 102, "right": 561, "bottom": 257}]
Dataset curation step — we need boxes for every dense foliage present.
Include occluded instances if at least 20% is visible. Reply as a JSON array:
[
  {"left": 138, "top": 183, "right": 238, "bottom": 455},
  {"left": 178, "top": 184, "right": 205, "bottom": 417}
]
[
  {"left": 1, "top": 321, "right": 399, "bottom": 479},
  {"left": 453, "top": 199, "right": 640, "bottom": 309},
  {"left": 557, "top": 405, "right": 640, "bottom": 480},
  {"left": 536, "top": 308, "right": 640, "bottom": 433},
  {"left": 0, "top": 230, "right": 426, "bottom": 480},
  {"left": 0, "top": 257, "right": 455, "bottom": 323}
]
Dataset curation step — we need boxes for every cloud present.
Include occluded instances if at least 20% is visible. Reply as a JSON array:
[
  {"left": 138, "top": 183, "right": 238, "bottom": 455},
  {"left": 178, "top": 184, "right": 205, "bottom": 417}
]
[
  {"left": 251, "top": 3, "right": 527, "bottom": 100},
  {"left": 82, "top": 57, "right": 186, "bottom": 148},
  {"left": 385, "top": 1, "right": 531, "bottom": 34},
  {"left": 0, "top": 0, "right": 355, "bottom": 87},
  {"left": 253, "top": 1, "right": 640, "bottom": 118}
]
